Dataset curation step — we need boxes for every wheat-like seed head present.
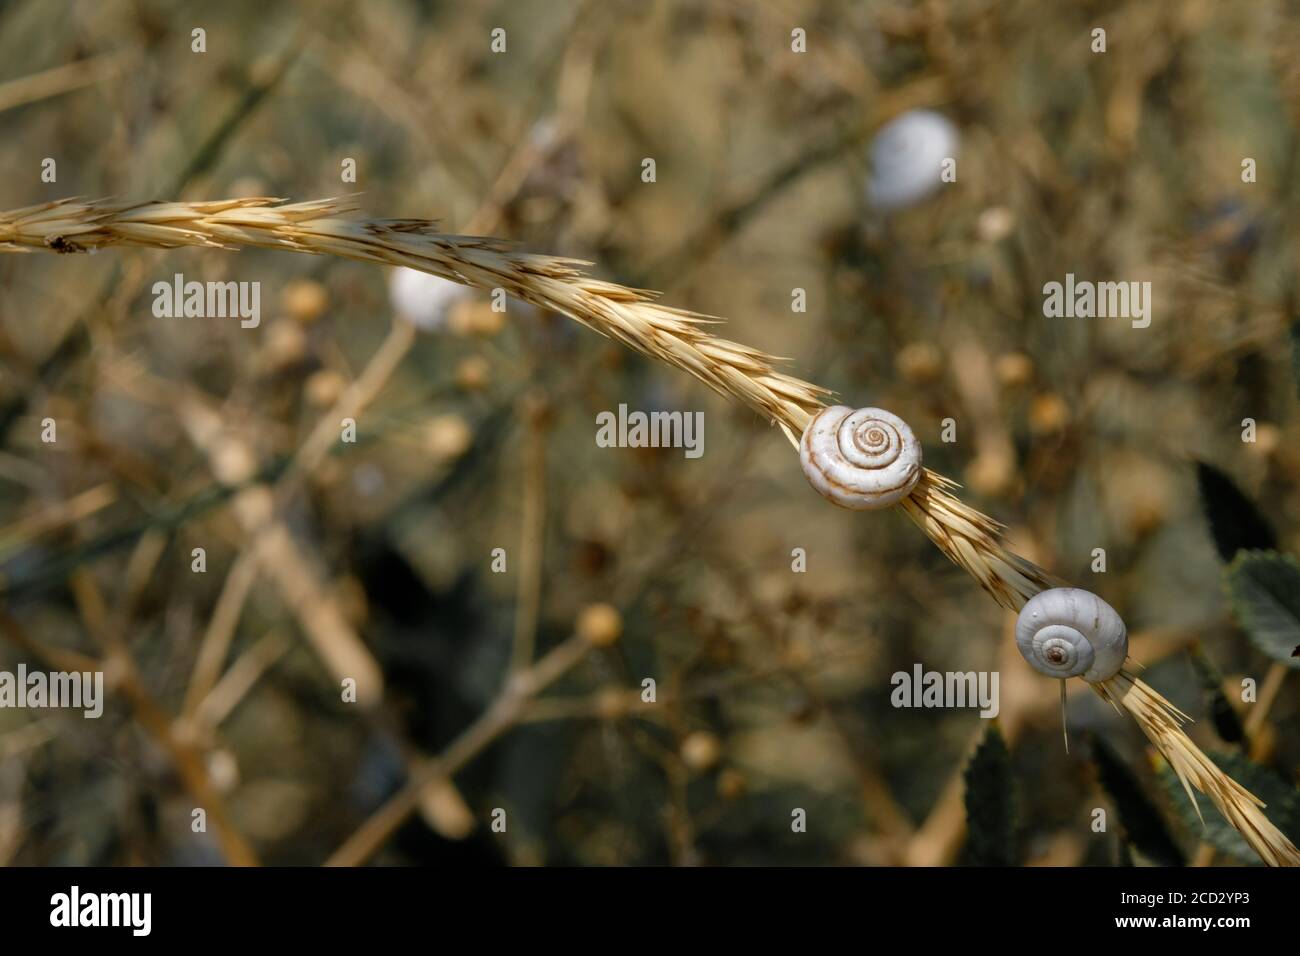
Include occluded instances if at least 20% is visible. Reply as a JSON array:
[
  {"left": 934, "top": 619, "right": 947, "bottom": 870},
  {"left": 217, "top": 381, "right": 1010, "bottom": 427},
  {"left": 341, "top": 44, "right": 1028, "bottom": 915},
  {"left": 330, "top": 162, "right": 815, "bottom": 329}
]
[
  {"left": 0, "top": 197, "right": 1061, "bottom": 609},
  {"left": 1095, "top": 670, "right": 1300, "bottom": 867},
  {"left": 0, "top": 196, "right": 829, "bottom": 433},
  {"left": 900, "top": 469, "right": 1061, "bottom": 611},
  {"left": 5, "top": 195, "right": 1294, "bottom": 865}
]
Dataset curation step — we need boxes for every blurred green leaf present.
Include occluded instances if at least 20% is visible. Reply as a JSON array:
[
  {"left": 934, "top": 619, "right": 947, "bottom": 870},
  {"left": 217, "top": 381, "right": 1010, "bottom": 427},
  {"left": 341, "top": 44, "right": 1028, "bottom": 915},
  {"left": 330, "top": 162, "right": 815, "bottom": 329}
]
[
  {"left": 1225, "top": 551, "right": 1300, "bottom": 669},
  {"left": 1157, "top": 751, "right": 1300, "bottom": 864},
  {"left": 1188, "top": 646, "right": 1246, "bottom": 744},
  {"left": 1290, "top": 319, "right": 1300, "bottom": 399},
  {"left": 1092, "top": 736, "right": 1184, "bottom": 866},
  {"left": 962, "top": 724, "right": 1016, "bottom": 866},
  {"left": 1195, "top": 463, "right": 1276, "bottom": 562}
]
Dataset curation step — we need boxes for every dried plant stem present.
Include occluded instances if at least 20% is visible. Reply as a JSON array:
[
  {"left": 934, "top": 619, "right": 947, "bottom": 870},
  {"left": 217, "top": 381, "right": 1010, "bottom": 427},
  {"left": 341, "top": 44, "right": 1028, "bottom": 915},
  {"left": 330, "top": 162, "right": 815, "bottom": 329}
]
[
  {"left": 1245, "top": 662, "right": 1290, "bottom": 757},
  {"left": 65, "top": 571, "right": 259, "bottom": 866},
  {"left": 0, "top": 53, "right": 125, "bottom": 115},
  {"left": 326, "top": 633, "right": 593, "bottom": 867},
  {"left": 509, "top": 392, "right": 549, "bottom": 673},
  {"left": 277, "top": 319, "right": 417, "bottom": 501},
  {"left": 1094, "top": 671, "right": 1300, "bottom": 867},
  {"left": 0, "top": 197, "right": 1041, "bottom": 608},
  {"left": 192, "top": 630, "right": 294, "bottom": 732},
  {"left": 0, "top": 197, "right": 829, "bottom": 430},
  {"left": 899, "top": 470, "right": 1060, "bottom": 612},
  {"left": 182, "top": 549, "right": 260, "bottom": 719},
  {"left": 0, "top": 482, "right": 116, "bottom": 559},
  {"left": 5, "top": 196, "right": 1294, "bottom": 865},
  {"left": 171, "top": 387, "right": 386, "bottom": 704}
]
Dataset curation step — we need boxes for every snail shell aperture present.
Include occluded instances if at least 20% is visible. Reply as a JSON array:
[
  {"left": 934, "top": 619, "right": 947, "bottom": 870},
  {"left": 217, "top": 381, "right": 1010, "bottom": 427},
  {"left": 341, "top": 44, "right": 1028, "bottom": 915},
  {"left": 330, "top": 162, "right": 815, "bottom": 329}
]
[
  {"left": 799, "top": 406, "right": 922, "bottom": 510},
  {"left": 1015, "top": 587, "right": 1128, "bottom": 683}
]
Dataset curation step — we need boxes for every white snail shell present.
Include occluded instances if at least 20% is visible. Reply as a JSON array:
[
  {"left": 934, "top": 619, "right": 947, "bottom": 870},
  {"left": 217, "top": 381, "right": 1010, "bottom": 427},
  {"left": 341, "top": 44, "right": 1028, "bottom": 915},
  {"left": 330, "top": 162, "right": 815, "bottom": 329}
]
[
  {"left": 799, "top": 406, "right": 922, "bottom": 510},
  {"left": 1015, "top": 588, "right": 1128, "bottom": 683},
  {"left": 866, "top": 110, "right": 960, "bottom": 211},
  {"left": 389, "top": 267, "right": 470, "bottom": 331}
]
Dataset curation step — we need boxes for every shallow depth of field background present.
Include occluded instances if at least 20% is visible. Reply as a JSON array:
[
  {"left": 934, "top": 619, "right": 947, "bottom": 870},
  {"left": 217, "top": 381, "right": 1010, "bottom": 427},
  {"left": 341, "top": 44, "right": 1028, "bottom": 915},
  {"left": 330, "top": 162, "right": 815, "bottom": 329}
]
[{"left": 1, "top": 0, "right": 1299, "bottom": 866}]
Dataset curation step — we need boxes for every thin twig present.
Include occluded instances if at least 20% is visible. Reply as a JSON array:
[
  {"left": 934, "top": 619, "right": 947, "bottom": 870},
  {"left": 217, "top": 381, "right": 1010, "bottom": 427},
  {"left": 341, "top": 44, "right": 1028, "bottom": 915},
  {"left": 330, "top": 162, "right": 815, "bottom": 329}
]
[
  {"left": 0, "top": 53, "right": 125, "bottom": 114},
  {"left": 1244, "top": 662, "right": 1289, "bottom": 755},
  {"left": 509, "top": 391, "right": 548, "bottom": 673},
  {"left": 65, "top": 571, "right": 259, "bottom": 866},
  {"left": 325, "top": 634, "right": 592, "bottom": 867}
]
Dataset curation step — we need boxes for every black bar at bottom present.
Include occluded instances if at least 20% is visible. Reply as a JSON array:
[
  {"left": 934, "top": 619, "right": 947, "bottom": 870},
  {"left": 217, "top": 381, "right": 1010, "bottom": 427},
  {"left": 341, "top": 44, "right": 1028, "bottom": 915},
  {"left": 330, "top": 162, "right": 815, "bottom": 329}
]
[{"left": 0, "top": 865, "right": 1285, "bottom": 941}]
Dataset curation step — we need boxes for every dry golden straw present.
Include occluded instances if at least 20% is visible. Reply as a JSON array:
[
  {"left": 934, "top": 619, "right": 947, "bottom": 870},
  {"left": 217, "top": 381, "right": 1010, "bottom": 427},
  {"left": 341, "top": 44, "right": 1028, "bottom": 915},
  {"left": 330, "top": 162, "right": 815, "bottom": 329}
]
[
  {"left": 1094, "top": 672, "right": 1297, "bottom": 867},
  {"left": 4, "top": 196, "right": 1295, "bottom": 866}
]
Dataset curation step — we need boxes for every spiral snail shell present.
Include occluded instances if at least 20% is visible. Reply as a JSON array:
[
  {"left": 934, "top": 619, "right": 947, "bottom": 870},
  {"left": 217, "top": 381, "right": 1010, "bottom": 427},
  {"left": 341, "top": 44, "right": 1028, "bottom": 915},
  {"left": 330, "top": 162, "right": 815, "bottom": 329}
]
[
  {"left": 1014, "top": 587, "right": 1128, "bottom": 683},
  {"left": 799, "top": 406, "right": 922, "bottom": 510}
]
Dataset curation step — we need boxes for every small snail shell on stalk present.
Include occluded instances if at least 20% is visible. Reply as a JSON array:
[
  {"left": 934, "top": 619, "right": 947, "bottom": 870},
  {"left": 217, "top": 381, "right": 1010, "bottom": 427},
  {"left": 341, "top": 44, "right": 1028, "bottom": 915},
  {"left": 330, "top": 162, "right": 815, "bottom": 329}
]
[
  {"left": 799, "top": 406, "right": 922, "bottom": 510},
  {"left": 1015, "top": 587, "right": 1128, "bottom": 683}
]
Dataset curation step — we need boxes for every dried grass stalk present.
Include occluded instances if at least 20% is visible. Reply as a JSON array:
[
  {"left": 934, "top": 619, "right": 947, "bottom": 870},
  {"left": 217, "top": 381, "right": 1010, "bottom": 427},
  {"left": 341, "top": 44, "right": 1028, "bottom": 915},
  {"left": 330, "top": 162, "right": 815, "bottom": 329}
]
[
  {"left": 5, "top": 196, "right": 1294, "bottom": 865},
  {"left": 900, "top": 469, "right": 1060, "bottom": 612},
  {"left": 0, "top": 196, "right": 828, "bottom": 432},
  {"left": 1095, "top": 671, "right": 1300, "bottom": 867},
  {"left": 0, "top": 197, "right": 1055, "bottom": 607}
]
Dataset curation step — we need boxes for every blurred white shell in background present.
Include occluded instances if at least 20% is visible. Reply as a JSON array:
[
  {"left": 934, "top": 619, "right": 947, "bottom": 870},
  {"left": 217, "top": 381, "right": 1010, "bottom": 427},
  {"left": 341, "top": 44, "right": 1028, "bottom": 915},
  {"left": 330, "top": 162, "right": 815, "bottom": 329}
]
[
  {"left": 866, "top": 109, "right": 960, "bottom": 211},
  {"left": 388, "top": 266, "right": 470, "bottom": 331}
]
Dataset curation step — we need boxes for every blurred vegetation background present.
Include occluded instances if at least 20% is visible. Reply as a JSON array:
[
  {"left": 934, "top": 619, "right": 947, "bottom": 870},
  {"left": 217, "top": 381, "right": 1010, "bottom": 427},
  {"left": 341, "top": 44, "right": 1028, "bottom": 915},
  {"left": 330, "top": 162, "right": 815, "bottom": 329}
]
[{"left": 1, "top": 0, "right": 1299, "bottom": 866}]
